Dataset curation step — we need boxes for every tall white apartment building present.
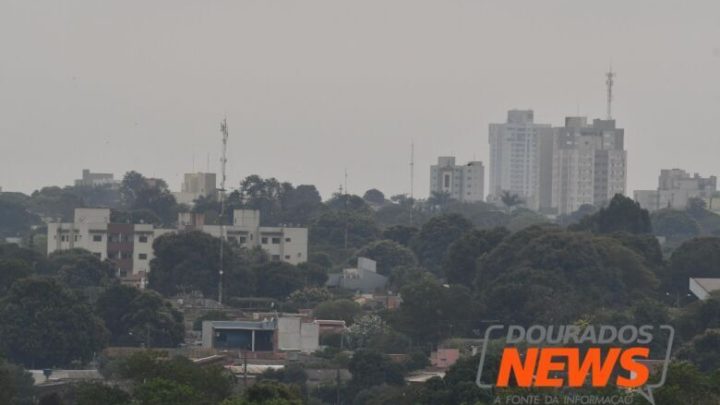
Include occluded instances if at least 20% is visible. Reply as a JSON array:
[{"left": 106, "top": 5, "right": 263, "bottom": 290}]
[
  {"left": 488, "top": 110, "right": 553, "bottom": 211},
  {"left": 634, "top": 169, "right": 717, "bottom": 211},
  {"left": 429, "top": 157, "right": 484, "bottom": 202},
  {"left": 551, "top": 117, "right": 627, "bottom": 215},
  {"left": 48, "top": 208, "right": 308, "bottom": 281},
  {"left": 173, "top": 172, "right": 217, "bottom": 205}
]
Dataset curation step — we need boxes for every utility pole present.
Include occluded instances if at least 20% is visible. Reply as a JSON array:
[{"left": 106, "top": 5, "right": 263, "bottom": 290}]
[
  {"left": 218, "top": 118, "right": 229, "bottom": 305},
  {"left": 409, "top": 140, "right": 415, "bottom": 225}
]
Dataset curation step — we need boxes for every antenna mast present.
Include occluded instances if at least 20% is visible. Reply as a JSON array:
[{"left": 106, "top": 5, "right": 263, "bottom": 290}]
[
  {"left": 218, "top": 118, "right": 229, "bottom": 305},
  {"left": 605, "top": 68, "right": 615, "bottom": 120}
]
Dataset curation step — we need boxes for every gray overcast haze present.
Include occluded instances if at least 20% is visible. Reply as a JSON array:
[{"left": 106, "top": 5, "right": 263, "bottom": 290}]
[{"left": 1, "top": 0, "right": 719, "bottom": 199}]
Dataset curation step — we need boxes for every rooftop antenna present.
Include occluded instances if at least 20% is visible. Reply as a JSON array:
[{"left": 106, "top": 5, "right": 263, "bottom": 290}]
[
  {"left": 606, "top": 67, "right": 616, "bottom": 120},
  {"left": 218, "top": 118, "right": 229, "bottom": 305}
]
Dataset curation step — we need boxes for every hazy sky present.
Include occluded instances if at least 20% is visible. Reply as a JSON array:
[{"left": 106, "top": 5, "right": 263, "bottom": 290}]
[{"left": 2, "top": 1, "right": 719, "bottom": 199}]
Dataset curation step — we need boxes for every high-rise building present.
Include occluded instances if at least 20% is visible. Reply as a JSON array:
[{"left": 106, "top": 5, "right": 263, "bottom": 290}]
[
  {"left": 551, "top": 117, "right": 627, "bottom": 215},
  {"left": 429, "top": 156, "right": 484, "bottom": 202},
  {"left": 488, "top": 110, "right": 553, "bottom": 210},
  {"left": 634, "top": 169, "right": 717, "bottom": 211}
]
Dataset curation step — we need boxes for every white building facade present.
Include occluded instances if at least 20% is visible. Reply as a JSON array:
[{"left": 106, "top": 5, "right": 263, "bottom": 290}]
[
  {"left": 429, "top": 157, "right": 484, "bottom": 202},
  {"left": 48, "top": 208, "right": 308, "bottom": 279},
  {"left": 634, "top": 169, "right": 717, "bottom": 212},
  {"left": 488, "top": 110, "right": 553, "bottom": 211}
]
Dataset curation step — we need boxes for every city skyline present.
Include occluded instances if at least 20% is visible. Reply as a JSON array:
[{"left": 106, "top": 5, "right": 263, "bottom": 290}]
[{"left": 2, "top": 1, "right": 720, "bottom": 199}]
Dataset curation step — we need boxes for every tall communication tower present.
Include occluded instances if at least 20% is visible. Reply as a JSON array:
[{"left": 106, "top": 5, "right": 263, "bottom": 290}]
[
  {"left": 606, "top": 68, "right": 616, "bottom": 120},
  {"left": 218, "top": 118, "right": 229, "bottom": 305},
  {"left": 410, "top": 141, "right": 415, "bottom": 200}
]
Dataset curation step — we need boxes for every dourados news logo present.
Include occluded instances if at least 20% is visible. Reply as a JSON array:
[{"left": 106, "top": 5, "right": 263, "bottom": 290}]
[{"left": 476, "top": 325, "right": 674, "bottom": 405}]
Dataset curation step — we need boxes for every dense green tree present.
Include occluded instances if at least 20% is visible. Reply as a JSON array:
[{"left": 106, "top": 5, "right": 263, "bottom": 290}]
[
  {"left": 119, "top": 352, "right": 233, "bottom": 404},
  {"left": 281, "top": 184, "right": 323, "bottom": 225},
  {"left": 355, "top": 240, "right": 417, "bottom": 276},
  {"left": 97, "top": 285, "right": 184, "bottom": 347},
  {"left": 0, "top": 259, "right": 32, "bottom": 296},
  {"left": 149, "top": 231, "right": 255, "bottom": 298},
  {"left": 506, "top": 208, "right": 549, "bottom": 232},
  {"left": 254, "top": 261, "right": 305, "bottom": 299},
  {"left": 573, "top": 194, "right": 652, "bottom": 234},
  {"left": 325, "top": 193, "right": 373, "bottom": 215},
  {"left": 667, "top": 237, "right": 720, "bottom": 293},
  {"left": 0, "top": 358, "right": 35, "bottom": 405},
  {"left": 558, "top": 204, "right": 597, "bottom": 226},
  {"left": 653, "top": 361, "right": 720, "bottom": 405},
  {"left": 286, "top": 287, "right": 333, "bottom": 309},
  {"left": 388, "top": 265, "right": 427, "bottom": 291},
  {"left": 47, "top": 249, "right": 115, "bottom": 291},
  {"left": 381, "top": 225, "right": 418, "bottom": 247},
  {"left": 391, "top": 275, "right": 479, "bottom": 344},
  {"left": 74, "top": 382, "right": 131, "bottom": 405},
  {"left": 222, "top": 381, "right": 303, "bottom": 405},
  {"left": 120, "top": 172, "right": 179, "bottom": 225},
  {"left": 313, "top": 299, "right": 362, "bottom": 325},
  {"left": 476, "top": 226, "right": 658, "bottom": 325},
  {"left": 0, "top": 197, "right": 40, "bottom": 238},
  {"left": 675, "top": 291, "right": 720, "bottom": 342},
  {"left": 0, "top": 277, "right": 108, "bottom": 368},
  {"left": 362, "top": 189, "right": 386, "bottom": 205},
  {"left": 444, "top": 227, "right": 508, "bottom": 285},
  {"left": 310, "top": 210, "right": 381, "bottom": 250},
  {"left": 651, "top": 209, "right": 701, "bottom": 239},
  {"left": 676, "top": 329, "right": 720, "bottom": 373},
  {"left": 348, "top": 349, "right": 404, "bottom": 393},
  {"left": 133, "top": 378, "right": 201, "bottom": 405},
  {"left": 410, "top": 213, "right": 473, "bottom": 275},
  {"left": 29, "top": 186, "right": 85, "bottom": 221}
]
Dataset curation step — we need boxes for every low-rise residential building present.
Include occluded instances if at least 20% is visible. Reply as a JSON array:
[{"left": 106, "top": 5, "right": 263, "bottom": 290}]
[
  {"left": 202, "top": 317, "right": 319, "bottom": 353},
  {"left": 326, "top": 257, "right": 388, "bottom": 294},
  {"left": 47, "top": 207, "right": 308, "bottom": 277},
  {"left": 74, "top": 169, "right": 118, "bottom": 187},
  {"left": 634, "top": 169, "right": 718, "bottom": 212},
  {"left": 430, "top": 156, "right": 485, "bottom": 203}
]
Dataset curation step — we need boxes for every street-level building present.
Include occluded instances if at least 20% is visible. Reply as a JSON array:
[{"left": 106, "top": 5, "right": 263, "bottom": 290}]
[{"left": 429, "top": 157, "right": 484, "bottom": 202}]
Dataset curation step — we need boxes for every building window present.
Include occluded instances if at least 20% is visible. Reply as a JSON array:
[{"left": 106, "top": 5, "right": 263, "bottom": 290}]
[
  {"left": 297, "top": 253, "right": 302, "bottom": 257},
  {"left": 272, "top": 237, "right": 281, "bottom": 244},
  {"left": 139, "top": 253, "right": 148, "bottom": 260},
  {"left": 93, "top": 235, "right": 102, "bottom": 242},
  {"left": 138, "top": 235, "right": 148, "bottom": 243},
  {"left": 261, "top": 237, "right": 268, "bottom": 244},
  {"left": 61, "top": 235, "right": 69, "bottom": 242},
  {"left": 444, "top": 174, "right": 450, "bottom": 188},
  {"left": 74, "top": 235, "right": 80, "bottom": 242},
  {"left": 239, "top": 237, "right": 247, "bottom": 244},
  {"left": 285, "top": 255, "right": 291, "bottom": 260},
  {"left": 121, "top": 252, "right": 132, "bottom": 259},
  {"left": 227, "top": 236, "right": 238, "bottom": 244},
  {"left": 285, "top": 237, "right": 291, "bottom": 242}
]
